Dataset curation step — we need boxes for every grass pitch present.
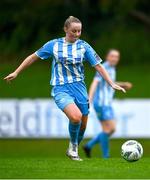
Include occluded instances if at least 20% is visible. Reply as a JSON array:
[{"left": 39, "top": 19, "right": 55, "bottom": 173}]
[{"left": 0, "top": 139, "right": 150, "bottom": 179}]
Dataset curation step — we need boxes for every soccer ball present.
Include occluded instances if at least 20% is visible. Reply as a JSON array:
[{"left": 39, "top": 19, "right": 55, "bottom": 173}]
[{"left": 121, "top": 140, "right": 143, "bottom": 162}]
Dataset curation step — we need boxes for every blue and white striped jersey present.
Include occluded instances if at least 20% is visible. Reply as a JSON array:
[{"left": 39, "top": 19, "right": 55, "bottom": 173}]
[
  {"left": 93, "top": 61, "right": 116, "bottom": 106},
  {"left": 35, "top": 37, "right": 102, "bottom": 86}
]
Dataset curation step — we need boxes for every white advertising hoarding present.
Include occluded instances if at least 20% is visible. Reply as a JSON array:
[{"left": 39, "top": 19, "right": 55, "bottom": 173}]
[{"left": 0, "top": 99, "right": 150, "bottom": 138}]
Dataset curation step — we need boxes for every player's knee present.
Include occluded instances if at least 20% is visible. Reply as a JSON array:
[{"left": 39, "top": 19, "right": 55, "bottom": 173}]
[
  {"left": 103, "top": 126, "right": 116, "bottom": 135},
  {"left": 71, "top": 113, "right": 82, "bottom": 123}
]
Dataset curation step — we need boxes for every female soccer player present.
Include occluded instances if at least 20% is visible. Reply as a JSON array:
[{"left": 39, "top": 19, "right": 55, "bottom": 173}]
[
  {"left": 4, "top": 16, "right": 125, "bottom": 161},
  {"left": 83, "top": 49, "right": 132, "bottom": 158}
]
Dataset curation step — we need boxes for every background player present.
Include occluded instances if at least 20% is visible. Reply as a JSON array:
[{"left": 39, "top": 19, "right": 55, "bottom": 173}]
[
  {"left": 83, "top": 49, "right": 132, "bottom": 158},
  {"left": 4, "top": 17, "right": 125, "bottom": 161}
]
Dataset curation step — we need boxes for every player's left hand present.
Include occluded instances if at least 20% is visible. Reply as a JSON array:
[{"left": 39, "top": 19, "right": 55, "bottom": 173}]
[{"left": 111, "top": 83, "right": 126, "bottom": 93}]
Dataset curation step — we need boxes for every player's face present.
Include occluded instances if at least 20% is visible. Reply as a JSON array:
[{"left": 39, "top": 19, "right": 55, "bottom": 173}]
[
  {"left": 106, "top": 51, "right": 120, "bottom": 66},
  {"left": 65, "top": 22, "right": 82, "bottom": 43}
]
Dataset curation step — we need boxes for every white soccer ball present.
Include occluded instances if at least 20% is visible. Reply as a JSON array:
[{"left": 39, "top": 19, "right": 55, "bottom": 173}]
[{"left": 121, "top": 140, "right": 143, "bottom": 162}]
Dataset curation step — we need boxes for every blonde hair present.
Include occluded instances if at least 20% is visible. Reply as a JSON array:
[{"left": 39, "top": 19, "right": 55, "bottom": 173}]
[
  {"left": 64, "top": 16, "right": 82, "bottom": 29},
  {"left": 106, "top": 49, "right": 120, "bottom": 56}
]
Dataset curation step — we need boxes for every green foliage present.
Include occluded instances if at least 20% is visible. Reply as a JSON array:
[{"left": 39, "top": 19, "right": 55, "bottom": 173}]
[
  {"left": 94, "top": 25, "right": 150, "bottom": 65},
  {"left": 0, "top": 0, "right": 150, "bottom": 65}
]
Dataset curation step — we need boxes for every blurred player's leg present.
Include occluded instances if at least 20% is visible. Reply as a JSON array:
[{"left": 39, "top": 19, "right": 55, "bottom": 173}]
[
  {"left": 84, "top": 132, "right": 109, "bottom": 158},
  {"left": 83, "top": 133, "right": 100, "bottom": 157},
  {"left": 83, "top": 108, "right": 115, "bottom": 158},
  {"left": 99, "top": 120, "right": 116, "bottom": 158}
]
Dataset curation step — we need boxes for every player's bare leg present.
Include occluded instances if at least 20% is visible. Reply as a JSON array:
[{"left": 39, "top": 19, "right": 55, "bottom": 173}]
[
  {"left": 64, "top": 103, "right": 83, "bottom": 161},
  {"left": 78, "top": 115, "right": 88, "bottom": 144}
]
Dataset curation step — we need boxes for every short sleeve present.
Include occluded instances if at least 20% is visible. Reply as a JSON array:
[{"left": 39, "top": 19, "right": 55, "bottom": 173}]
[
  {"left": 83, "top": 42, "right": 102, "bottom": 66},
  {"left": 94, "top": 71, "right": 102, "bottom": 82},
  {"left": 35, "top": 39, "right": 56, "bottom": 60}
]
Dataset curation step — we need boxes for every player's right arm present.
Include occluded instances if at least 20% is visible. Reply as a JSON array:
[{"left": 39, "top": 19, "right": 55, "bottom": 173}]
[
  {"left": 4, "top": 53, "right": 40, "bottom": 82},
  {"left": 4, "top": 39, "right": 55, "bottom": 83},
  {"left": 89, "top": 79, "right": 99, "bottom": 103}
]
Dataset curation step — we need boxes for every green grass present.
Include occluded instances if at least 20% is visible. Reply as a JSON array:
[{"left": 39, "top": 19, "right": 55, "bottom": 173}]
[
  {"left": 0, "top": 139, "right": 150, "bottom": 179},
  {"left": 1, "top": 157, "right": 150, "bottom": 179},
  {"left": 1, "top": 61, "right": 150, "bottom": 98}
]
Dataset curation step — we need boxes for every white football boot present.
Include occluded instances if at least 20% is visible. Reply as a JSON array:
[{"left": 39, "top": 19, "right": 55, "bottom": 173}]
[{"left": 66, "top": 142, "right": 83, "bottom": 161}]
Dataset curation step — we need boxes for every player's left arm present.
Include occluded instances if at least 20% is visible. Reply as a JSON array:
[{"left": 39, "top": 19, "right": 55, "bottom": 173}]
[
  {"left": 94, "top": 64, "right": 126, "bottom": 93},
  {"left": 89, "top": 78, "right": 99, "bottom": 103},
  {"left": 116, "top": 81, "right": 133, "bottom": 90},
  {"left": 84, "top": 42, "right": 126, "bottom": 93}
]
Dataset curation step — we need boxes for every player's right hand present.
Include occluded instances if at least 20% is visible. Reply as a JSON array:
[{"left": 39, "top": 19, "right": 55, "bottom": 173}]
[{"left": 4, "top": 72, "right": 18, "bottom": 83}]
